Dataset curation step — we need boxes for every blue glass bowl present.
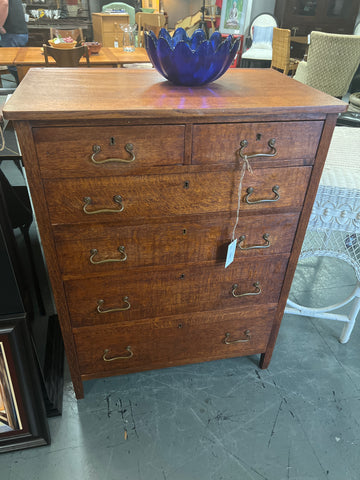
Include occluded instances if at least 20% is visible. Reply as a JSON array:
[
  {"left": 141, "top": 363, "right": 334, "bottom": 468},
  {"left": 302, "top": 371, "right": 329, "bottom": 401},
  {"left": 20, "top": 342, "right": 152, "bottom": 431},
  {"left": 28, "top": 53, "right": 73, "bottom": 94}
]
[{"left": 144, "top": 28, "right": 240, "bottom": 87}]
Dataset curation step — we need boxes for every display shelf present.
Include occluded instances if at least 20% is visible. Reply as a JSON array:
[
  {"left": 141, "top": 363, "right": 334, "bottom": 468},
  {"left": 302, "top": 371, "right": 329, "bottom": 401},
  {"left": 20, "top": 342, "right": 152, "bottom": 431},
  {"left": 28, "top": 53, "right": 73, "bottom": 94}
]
[
  {"left": 275, "top": 0, "right": 360, "bottom": 36},
  {"left": 24, "top": 0, "right": 92, "bottom": 45}
]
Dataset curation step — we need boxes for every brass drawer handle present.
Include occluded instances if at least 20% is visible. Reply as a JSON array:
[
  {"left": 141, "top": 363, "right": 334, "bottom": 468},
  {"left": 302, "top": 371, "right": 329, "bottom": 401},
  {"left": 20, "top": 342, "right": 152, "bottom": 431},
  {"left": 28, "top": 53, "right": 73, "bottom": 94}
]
[
  {"left": 245, "top": 185, "right": 280, "bottom": 204},
  {"left": 224, "top": 330, "right": 251, "bottom": 344},
  {"left": 103, "top": 346, "right": 133, "bottom": 362},
  {"left": 232, "top": 282, "right": 261, "bottom": 297},
  {"left": 83, "top": 195, "right": 124, "bottom": 214},
  {"left": 237, "top": 233, "right": 270, "bottom": 250},
  {"left": 239, "top": 138, "right": 277, "bottom": 159},
  {"left": 90, "top": 246, "right": 127, "bottom": 264},
  {"left": 91, "top": 143, "right": 135, "bottom": 164},
  {"left": 97, "top": 297, "right": 131, "bottom": 313}
]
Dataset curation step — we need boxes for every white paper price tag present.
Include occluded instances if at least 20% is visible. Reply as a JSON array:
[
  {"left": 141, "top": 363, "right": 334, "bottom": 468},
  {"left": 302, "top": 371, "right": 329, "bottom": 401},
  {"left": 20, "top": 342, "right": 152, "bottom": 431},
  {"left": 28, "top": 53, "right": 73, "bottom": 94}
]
[{"left": 225, "top": 239, "right": 237, "bottom": 268}]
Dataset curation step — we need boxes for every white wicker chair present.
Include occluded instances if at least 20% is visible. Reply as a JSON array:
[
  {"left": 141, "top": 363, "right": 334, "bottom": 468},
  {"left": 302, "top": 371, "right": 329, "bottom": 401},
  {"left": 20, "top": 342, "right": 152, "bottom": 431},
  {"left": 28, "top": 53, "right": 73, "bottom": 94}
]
[
  {"left": 285, "top": 126, "right": 360, "bottom": 343},
  {"left": 241, "top": 13, "right": 277, "bottom": 66}
]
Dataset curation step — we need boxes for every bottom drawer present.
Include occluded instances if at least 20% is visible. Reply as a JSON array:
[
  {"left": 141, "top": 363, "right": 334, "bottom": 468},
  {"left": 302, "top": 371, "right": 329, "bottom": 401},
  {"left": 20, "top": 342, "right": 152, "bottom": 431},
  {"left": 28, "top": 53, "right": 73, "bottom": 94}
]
[{"left": 74, "top": 305, "right": 276, "bottom": 377}]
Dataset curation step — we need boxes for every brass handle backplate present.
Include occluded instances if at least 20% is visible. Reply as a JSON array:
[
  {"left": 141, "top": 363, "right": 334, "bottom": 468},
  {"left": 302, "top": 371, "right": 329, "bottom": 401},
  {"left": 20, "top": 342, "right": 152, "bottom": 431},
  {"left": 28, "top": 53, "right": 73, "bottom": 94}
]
[
  {"left": 245, "top": 185, "right": 280, "bottom": 204},
  {"left": 103, "top": 346, "right": 133, "bottom": 361},
  {"left": 83, "top": 195, "right": 124, "bottom": 214},
  {"left": 97, "top": 297, "right": 131, "bottom": 313},
  {"left": 237, "top": 233, "right": 270, "bottom": 250},
  {"left": 90, "top": 246, "right": 127, "bottom": 264},
  {"left": 91, "top": 143, "right": 135, "bottom": 164},
  {"left": 224, "top": 330, "right": 251, "bottom": 344},
  {"left": 239, "top": 138, "right": 277, "bottom": 159},
  {"left": 232, "top": 282, "right": 261, "bottom": 298}
]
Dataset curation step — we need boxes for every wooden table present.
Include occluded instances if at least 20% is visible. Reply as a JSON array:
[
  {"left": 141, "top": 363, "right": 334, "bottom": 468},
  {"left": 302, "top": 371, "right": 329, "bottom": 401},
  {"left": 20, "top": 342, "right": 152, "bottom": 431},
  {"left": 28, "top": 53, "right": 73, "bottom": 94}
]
[
  {"left": 0, "top": 47, "right": 21, "bottom": 66},
  {"left": 111, "top": 47, "right": 150, "bottom": 66},
  {"left": 1, "top": 47, "right": 150, "bottom": 82}
]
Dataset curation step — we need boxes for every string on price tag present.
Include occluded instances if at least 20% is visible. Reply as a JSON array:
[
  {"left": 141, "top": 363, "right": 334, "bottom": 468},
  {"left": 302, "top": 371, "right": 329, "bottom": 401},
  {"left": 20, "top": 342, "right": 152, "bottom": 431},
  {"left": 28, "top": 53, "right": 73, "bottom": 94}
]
[{"left": 225, "top": 155, "right": 253, "bottom": 268}]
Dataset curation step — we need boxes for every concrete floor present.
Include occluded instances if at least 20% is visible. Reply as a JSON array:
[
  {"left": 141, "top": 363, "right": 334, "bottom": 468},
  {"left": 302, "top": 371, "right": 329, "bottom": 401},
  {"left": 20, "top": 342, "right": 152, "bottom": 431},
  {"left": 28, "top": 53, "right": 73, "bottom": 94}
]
[
  {"left": 1, "top": 80, "right": 360, "bottom": 479},
  {"left": 1, "top": 261, "right": 359, "bottom": 480}
]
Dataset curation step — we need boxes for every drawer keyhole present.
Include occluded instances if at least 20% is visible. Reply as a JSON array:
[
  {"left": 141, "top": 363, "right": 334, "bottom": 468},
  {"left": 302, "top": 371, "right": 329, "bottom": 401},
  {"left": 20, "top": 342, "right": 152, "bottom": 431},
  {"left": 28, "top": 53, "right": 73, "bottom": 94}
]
[
  {"left": 183, "top": 181, "right": 190, "bottom": 189},
  {"left": 109, "top": 137, "right": 116, "bottom": 146}
]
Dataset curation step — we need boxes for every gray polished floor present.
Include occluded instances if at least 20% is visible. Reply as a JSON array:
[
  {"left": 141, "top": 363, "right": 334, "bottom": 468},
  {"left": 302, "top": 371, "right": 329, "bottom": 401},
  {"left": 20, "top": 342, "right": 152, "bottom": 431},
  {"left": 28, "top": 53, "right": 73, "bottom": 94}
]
[{"left": 1, "top": 82, "right": 360, "bottom": 479}]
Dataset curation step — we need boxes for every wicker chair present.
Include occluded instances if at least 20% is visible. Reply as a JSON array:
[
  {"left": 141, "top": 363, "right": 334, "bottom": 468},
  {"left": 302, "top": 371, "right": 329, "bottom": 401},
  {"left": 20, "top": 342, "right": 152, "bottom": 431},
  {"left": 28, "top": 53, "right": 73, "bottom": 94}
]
[
  {"left": 241, "top": 13, "right": 278, "bottom": 67},
  {"left": 285, "top": 126, "right": 360, "bottom": 343},
  {"left": 135, "top": 12, "right": 166, "bottom": 47},
  {"left": 271, "top": 27, "right": 299, "bottom": 77},
  {"left": 293, "top": 31, "right": 360, "bottom": 98}
]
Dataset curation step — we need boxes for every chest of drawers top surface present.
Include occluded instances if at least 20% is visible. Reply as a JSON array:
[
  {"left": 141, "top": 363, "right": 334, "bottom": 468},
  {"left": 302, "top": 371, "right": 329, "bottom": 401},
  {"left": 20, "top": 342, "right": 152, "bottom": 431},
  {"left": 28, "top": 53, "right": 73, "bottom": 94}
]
[{"left": 3, "top": 68, "right": 346, "bottom": 122}]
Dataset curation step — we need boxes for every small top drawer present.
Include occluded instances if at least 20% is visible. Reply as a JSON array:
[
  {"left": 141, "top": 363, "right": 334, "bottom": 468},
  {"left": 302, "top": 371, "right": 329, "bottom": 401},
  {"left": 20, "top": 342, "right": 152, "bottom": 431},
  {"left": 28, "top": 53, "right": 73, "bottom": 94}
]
[
  {"left": 102, "top": 16, "right": 129, "bottom": 32},
  {"left": 192, "top": 121, "right": 323, "bottom": 166},
  {"left": 33, "top": 125, "right": 186, "bottom": 178}
]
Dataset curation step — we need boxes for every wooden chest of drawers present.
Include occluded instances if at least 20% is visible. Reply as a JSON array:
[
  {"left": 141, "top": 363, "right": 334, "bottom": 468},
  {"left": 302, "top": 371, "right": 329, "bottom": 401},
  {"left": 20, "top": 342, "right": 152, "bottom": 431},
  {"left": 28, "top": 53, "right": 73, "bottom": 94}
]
[
  {"left": 3, "top": 68, "right": 346, "bottom": 399},
  {"left": 92, "top": 13, "right": 130, "bottom": 48}
]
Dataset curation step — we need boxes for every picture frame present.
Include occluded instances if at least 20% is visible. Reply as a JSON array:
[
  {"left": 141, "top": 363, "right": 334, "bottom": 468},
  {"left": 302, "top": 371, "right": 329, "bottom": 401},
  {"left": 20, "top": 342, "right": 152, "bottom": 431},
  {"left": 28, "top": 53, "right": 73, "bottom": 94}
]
[
  {"left": 0, "top": 316, "right": 50, "bottom": 453},
  {"left": 219, "top": 0, "right": 250, "bottom": 35},
  {"left": 0, "top": 200, "right": 50, "bottom": 453},
  {"left": 141, "top": 0, "right": 159, "bottom": 12}
]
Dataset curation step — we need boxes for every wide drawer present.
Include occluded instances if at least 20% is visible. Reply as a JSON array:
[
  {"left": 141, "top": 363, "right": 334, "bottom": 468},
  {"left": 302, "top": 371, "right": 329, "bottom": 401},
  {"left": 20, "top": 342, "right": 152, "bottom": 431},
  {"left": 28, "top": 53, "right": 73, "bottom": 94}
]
[
  {"left": 73, "top": 306, "right": 276, "bottom": 376},
  {"left": 44, "top": 167, "right": 312, "bottom": 225},
  {"left": 192, "top": 121, "right": 323, "bottom": 165},
  {"left": 33, "top": 125, "right": 186, "bottom": 177},
  {"left": 54, "top": 213, "right": 300, "bottom": 277},
  {"left": 64, "top": 255, "right": 288, "bottom": 327}
]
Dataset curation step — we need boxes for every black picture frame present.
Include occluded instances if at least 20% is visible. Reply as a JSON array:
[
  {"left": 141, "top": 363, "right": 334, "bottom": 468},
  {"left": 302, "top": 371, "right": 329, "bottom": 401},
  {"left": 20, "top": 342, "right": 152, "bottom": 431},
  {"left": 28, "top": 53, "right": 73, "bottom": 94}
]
[{"left": 0, "top": 314, "right": 50, "bottom": 453}]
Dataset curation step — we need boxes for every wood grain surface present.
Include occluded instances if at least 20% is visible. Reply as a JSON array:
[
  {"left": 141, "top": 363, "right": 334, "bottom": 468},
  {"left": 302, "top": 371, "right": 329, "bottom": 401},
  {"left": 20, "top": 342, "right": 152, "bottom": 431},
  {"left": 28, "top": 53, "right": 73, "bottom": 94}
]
[{"left": 3, "top": 68, "right": 347, "bottom": 121}]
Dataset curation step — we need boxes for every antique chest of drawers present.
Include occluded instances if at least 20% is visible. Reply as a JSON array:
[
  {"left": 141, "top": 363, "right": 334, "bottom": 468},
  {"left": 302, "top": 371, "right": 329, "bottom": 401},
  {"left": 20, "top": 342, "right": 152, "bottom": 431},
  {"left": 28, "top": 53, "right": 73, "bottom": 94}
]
[
  {"left": 92, "top": 12, "right": 130, "bottom": 48},
  {"left": 3, "top": 68, "right": 346, "bottom": 399}
]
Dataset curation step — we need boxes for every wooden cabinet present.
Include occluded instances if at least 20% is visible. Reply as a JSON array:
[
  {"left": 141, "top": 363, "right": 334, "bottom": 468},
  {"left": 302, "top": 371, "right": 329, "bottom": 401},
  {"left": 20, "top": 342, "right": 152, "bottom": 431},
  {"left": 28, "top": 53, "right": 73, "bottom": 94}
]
[
  {"left": 3, "top": 68, "right": 346, "bottom": 399},
  {"left": 275, "top": 0, "right": 360, "bottom": 35},
  {"left": 92, "top": 13, "right": 130, "bottom": 47}
]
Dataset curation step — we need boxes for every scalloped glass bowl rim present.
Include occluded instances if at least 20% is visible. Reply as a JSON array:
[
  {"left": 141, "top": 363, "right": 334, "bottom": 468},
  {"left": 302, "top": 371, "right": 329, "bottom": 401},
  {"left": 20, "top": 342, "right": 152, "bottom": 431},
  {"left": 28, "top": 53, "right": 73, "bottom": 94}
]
[
  {"left": 145, "top": 28, "right": 238, "bottom": 54},
  {"left": 144, "top": 28, "right": 240, "bottom": 86}
]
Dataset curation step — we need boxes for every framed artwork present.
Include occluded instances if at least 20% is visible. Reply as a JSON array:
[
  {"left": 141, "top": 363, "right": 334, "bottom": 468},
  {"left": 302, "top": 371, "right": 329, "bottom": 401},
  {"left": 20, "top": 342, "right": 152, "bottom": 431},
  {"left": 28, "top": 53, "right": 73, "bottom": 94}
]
[
  {"left": 219, "top": 0, "right": 250, "bottom": 35},
  {"left": 0, "top": 317, "right": 50, "bottom": 453},
  {"left": 141, "top": 0, "right": 159, "bottom": 12}
]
